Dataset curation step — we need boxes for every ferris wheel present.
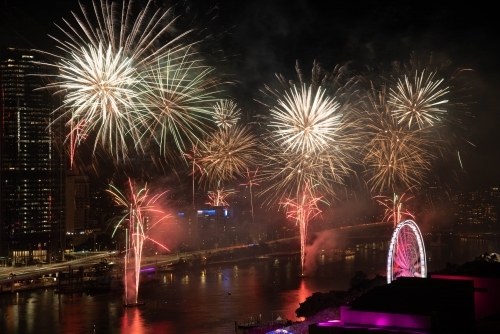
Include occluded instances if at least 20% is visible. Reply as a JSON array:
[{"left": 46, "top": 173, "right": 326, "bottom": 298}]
[{"left": 387, "top": 220, "right": 427, "bottom": 284}]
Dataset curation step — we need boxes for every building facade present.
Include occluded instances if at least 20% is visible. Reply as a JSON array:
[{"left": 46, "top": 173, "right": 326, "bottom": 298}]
[
  {"left": 452, "top": 186, "right": 500, "bottom": 233},
  {"left": 65, "top": 169, "right": 90, "bottom": 233},
  {"left": 0, "top": 47, "right": 64, "bottom": 265}
]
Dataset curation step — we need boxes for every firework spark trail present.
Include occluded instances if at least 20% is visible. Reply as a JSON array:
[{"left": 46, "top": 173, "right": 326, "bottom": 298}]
[
  {"left": 281, "top": 185, "right": 322, "bottom": 276},
  {"left": 55, "top": 43, "right": 141, "bottom": 160},
  {"left": 205, "top": 188, "right": 236, "bottom": 207},
  {"left": 361, "top": 83, "right": 437, "bottom": 193},
  {"left": 457, "top": 151, "right": 464, "bottom": 169},
  {"left": 213, "top": 99, "right": 241, "bottom": 128},
  {"left": 374, "top": 188, "right": 416, "bottom": 227},
  {"left": 389, "top": 70, "right": 450, "bottom": 130},
  {"left": 197, "top": 125, "right": 259, "bottom": 189},
  {"left": 184, "top": 144, "right": 203, "bottom": 209},
  {"left": 68, "top": 118, "right": 88, "bottom": 170},
  {"left": 107, "top": 179, "right": 170, "bottom": 305},
  {"left": 239, "top": 168, "right": 259, "bottom": 223}
]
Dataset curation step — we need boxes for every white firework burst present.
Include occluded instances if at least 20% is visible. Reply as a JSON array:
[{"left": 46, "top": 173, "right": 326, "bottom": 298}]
[
  {"left": 37, "top": 0, "right": 217, "bottom": 163},
  {"left": 212, "top": 99, "right": 241, "bottom": 128},
  {"left": 269, "top": 84, "right": 342, "bottom": 154},
  {"left": 56, "top": 43, "right": 141, "bottom": 158},
  {"left": 389, "top": 70, "right": 449, "bottom": 129}
]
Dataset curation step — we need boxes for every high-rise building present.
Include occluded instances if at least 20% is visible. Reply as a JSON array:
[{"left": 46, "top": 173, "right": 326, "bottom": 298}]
[
  {"left": 0, "top": 47, "right": 64, "bottom": 265},
  {"left": 452, "top": 186, "right": 500, "bottom": 233},
  {"left": 65, "top": 169, "right": 90, "bottom": 233}
]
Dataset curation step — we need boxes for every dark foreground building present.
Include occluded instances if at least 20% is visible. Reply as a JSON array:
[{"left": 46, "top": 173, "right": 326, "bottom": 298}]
[
  {"left": 310, "top": 277, "right": 476, "bottom": 333},
  {"left": 0, "top": 47, "right": 64, "bottom": 265}
]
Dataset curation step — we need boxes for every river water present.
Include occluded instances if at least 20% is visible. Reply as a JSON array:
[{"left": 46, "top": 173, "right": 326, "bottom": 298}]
[{"left": 0, "top": 236, "right": 498, "bottom": 334}]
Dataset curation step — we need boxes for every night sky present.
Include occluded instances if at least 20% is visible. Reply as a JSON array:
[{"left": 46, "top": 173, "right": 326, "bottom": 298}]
[{"left": 2, "top": 0, "right": 499, "bottom": 189}]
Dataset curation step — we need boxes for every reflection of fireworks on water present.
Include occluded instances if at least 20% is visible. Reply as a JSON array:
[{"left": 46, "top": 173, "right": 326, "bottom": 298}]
[
  {"left": 389, "top": 70, "right": 449, "bottom": 130},
  {"left": 239, "top": 168, "right": 259, "bottom": 223},
  {"left": 197, "top": 125, "right": 259, "bottom": 189},
  {"left": 213, "top": 99, "right": 241, "bottom": 128},
  {"left": 374, "top": 187, "right": 415, "bottom": 227},
  {"left": 107, "top": 178, "right": 170, "bottom": 305},
  {"left": 361, "top": 83, "right": 436, "bottom": 193},
  {"left": 281, "top": 184, "right": 322, "bottom": 276},
  {"left": 205, "top": 188, "right": 235, "bottom": 207}
]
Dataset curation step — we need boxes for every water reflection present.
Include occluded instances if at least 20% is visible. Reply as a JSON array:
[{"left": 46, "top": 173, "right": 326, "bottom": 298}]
[
  {"left": 121, "top": 308, "right": 145, "bottom": 334},
  {"left": 0, "top": 237, "right": 498, "bottom": 334}
]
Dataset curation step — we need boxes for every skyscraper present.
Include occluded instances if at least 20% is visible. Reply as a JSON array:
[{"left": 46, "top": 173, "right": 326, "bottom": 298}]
[
  {"left": 65, "top": 169, "right": 90, "bottom": 233},
  {"left": 0, "top": 47, "right": 64, "bottom": 265}
]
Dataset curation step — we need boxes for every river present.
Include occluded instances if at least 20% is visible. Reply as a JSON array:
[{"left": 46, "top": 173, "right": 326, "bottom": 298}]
[{"left": 0, "top": 235, "right": 498, "bottom": 334}]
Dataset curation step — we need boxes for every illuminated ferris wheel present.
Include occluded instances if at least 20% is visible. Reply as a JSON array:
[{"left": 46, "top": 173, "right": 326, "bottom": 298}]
[{"left": 387, "top": 220, "right": 427, "bottom": 284}]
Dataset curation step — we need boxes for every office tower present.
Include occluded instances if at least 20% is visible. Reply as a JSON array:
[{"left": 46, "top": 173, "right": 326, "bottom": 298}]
[
  {"left": 0, "top": 47, "right": 64, "bottom": 265},
  {"left": 65, "top": 169, "right": 90, "bottom": 233}
]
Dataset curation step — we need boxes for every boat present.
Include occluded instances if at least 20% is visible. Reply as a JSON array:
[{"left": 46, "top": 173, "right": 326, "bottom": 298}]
[{"left": 343, "top": 249, "right": 355, "bottom": 257}]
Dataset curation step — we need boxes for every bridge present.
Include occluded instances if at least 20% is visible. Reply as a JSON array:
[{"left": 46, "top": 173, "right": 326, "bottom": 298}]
[{"left": 0, "top": 221, "right": 392, "bottom": 292}]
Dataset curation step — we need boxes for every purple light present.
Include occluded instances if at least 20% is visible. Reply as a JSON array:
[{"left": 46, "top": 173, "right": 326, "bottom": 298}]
[
  {"left": 340, "top": 306, "right": 431, "bottom": 330},
  {"left": 317, "top": 320, "right": 343, "bottom": 327},
  {"left": 140, "top": 267, "right": 155, "bottom": 273}
]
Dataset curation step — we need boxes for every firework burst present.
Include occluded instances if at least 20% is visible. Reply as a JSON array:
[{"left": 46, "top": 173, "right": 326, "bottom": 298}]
[
  {"left": 197, "top": 125, "right": 260, "bottom": 189},
  {"left": 54, "top": 43, "right": 141, "bottom": 160},
  {"left": 269, "top": 84, "right": 341, "bottom": 154},
  {"left": 389, "top": 70, "right": 450, "bottom": 130},
  {"left": 259, "top": 60, "right": 359, "bottom": 204},
  {"left": 213, "top": 99, "right": 241, "bottom": 128},
  {"left": 260, "top": 82, "right": 356, "bottom": 203},
  {"left": 361, "top": 83, "right": 437, "bottom": 193},
  {"left": 38, "top": 0, "right": 220, "bottom": 164},
  {"left": 139, "top": 50, "right": 220, "bottom": 160}
]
